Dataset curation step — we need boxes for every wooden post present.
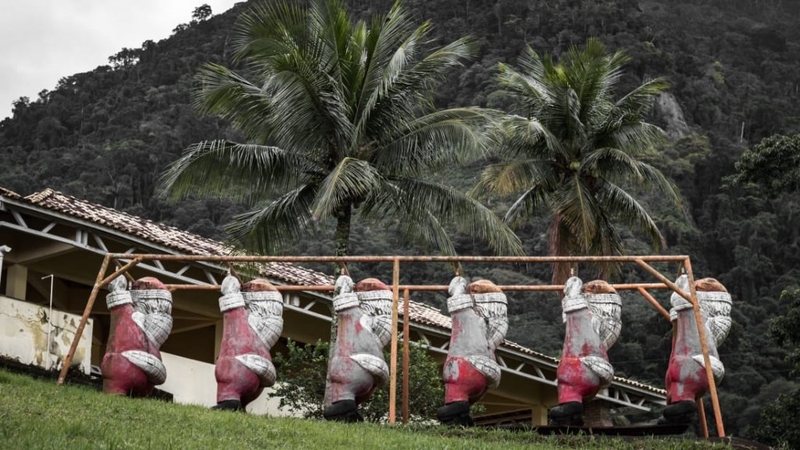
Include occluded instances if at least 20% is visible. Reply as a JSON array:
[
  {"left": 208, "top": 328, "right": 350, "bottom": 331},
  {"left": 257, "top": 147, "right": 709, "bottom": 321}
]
[
  {"left": 636, "top": 287, "right": 671, "bottom": 321},
  {"left": 697, "top": 397, "right": 709, "bottom": 438},
  {"left": 402, "top": 287, "right": 410, "bottom": 424},
  {"left": 684, "top": 259, "right": 725, "bottom": 437},
  {"left": 58, "top": 254, "right": 111, "bottom": 385},
  {"left": 388, "top": 258, "right": 400, "bottom": 424}
]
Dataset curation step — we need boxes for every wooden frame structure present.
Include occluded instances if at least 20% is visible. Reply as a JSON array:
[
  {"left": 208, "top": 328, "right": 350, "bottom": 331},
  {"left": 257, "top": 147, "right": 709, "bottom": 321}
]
[{"left": 57, "top": 253, "right": 725, "bottom": 438}]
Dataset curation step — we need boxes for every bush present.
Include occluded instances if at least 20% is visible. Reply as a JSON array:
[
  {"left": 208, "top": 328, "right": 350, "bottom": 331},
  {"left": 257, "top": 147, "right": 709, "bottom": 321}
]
[
  {"left": 272, "top": 340, "right": 330, "bottom": 418},
  {"left": 272, "top": 339, "right": 444, "bottom": 422}
]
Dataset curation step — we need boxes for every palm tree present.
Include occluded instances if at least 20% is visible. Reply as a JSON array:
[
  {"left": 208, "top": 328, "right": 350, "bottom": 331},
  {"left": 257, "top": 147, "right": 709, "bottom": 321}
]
[
  {"left": 160, "top": 0, "right": 521, "bottom": 259},
  {"left": 473, "top": 39, "right": 679, "bottom": 284}
]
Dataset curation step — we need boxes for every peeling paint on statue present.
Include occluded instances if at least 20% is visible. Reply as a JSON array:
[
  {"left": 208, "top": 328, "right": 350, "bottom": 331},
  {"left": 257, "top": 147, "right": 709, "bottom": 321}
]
[
  {"left": 102, "top": 276, "right": 173, "bottom": 396},
  {"left": 437, "top": 277, "right": 508, "bottom": 426},
  {"left": 323, "top": 276, "right": 392, "bottom": 422},
  {"left": 662, "top": 276, "right": 731, "bottom": 424},
  {"left": 214, "top": 276, "right": 283, "bottom": 411},
  {"left": 549, "top": 277, "right": 622, "bottom": 426}
]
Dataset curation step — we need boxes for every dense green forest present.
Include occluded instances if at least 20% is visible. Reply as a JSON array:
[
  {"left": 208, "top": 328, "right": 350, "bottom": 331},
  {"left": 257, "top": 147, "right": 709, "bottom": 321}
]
[{"left": 2, "top": 0, "right": 799, "bottom": 442}]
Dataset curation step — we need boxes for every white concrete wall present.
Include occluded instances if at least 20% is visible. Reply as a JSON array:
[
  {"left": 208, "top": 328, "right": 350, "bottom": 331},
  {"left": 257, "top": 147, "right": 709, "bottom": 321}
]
[
  {"left": 0, "top": 295, "right": 93, "bottom": 374},
  {"left": 160, "top": 352, "right": 300, "bottom": 417}
]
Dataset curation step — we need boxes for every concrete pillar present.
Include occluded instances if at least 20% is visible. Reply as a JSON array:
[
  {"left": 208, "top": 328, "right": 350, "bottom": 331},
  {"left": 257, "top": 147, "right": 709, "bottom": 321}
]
[
  {"left": 0, "top": 245, "right": 10, "bottom": 289},
  {"left": 583, "top": 400, "right": 613, "bottom": 427},
  {"left": 531, "top": 404, "right": 549, "bottom": 426},
  {"left": 5, "top": 264, "right": 27, "bottom": 300}
]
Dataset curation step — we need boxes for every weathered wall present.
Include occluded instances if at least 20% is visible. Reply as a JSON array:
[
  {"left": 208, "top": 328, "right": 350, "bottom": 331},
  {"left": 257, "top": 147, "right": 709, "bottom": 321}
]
[{"left": 0, "top": 295, "right": 93, "bottom": 374}]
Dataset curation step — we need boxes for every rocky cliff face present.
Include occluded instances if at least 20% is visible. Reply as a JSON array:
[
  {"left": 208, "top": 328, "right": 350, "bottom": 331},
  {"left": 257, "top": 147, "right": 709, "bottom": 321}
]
[{"left": 655, "top": 92, "right": 691, "bottom": 140}]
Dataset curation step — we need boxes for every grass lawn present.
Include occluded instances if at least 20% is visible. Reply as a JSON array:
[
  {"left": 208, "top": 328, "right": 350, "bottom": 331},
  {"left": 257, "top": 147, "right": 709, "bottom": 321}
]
[{"left": 0, "top": 369, "right": 725, "bottom": 449}]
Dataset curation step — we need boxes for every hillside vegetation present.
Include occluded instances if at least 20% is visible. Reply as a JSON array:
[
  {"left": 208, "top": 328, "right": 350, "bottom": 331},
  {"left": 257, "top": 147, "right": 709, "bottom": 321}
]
[{"left": 1, "top": 0, "right": 799, "bottom": 440}]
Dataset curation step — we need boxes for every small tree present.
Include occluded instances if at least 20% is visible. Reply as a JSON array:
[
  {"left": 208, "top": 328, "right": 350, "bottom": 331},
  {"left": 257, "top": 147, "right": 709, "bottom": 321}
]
[
  {"left": 733, "top": 134, "right": 800, "bottom": 193},
  {"left": 272, "top": 340, "right": 330, "bottom": 418},
  {"left": 272, "top": 339, "right": 444, "bottom": 422},
  {"left": 192, "top": 4, "right": 213, "bottom": 21}
]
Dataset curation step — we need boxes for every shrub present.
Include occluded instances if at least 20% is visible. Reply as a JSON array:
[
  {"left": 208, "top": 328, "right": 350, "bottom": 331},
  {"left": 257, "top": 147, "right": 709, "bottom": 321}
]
[{"left": 272, "top": 339, "right": 444, "bottom": 422}]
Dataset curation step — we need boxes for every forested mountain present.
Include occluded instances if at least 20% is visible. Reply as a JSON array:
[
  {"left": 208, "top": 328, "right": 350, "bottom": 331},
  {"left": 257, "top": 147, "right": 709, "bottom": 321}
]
[{"left": 2, "top": 0, "right": 799, "bottom": 439}]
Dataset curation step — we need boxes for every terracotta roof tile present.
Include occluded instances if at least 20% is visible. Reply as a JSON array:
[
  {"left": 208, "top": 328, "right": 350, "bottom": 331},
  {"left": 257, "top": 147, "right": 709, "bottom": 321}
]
[
  {"left": 17, "top": 189, "right": 331, "bottom": 286},
  {"left": 0, "top": 187, "right": 21, "bottom": 199},
  {"left": 258, "top": 261, "right": 333, "bottom": 286},
  {"left": 25, "top": 189, "right": 228, "bottom": 255}
]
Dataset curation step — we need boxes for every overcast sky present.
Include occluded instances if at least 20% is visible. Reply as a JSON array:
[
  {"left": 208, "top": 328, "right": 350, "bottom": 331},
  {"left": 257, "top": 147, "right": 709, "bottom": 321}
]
[{"left": 0, "top": 0, "right": 241, "bottom": 120}]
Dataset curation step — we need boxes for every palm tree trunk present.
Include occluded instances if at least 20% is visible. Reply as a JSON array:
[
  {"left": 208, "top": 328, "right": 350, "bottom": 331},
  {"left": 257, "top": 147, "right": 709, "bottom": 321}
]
[
  {"left": 549, "top": 215, "right": 573, "bottom": 294},
  {"left": 334, "top": 205, "right": 351, "bottom": 261}
]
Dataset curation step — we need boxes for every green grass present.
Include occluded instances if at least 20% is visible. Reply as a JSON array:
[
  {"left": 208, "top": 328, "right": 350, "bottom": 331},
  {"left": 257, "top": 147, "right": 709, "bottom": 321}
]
[{"left": 0, "top": 369, "right": 724, "bottom": 449}]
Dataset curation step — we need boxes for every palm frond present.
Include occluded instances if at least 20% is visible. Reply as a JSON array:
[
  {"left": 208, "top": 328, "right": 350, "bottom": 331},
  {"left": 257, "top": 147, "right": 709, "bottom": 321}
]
[
  {"left": 385, "top": 179, "right": 524, "bottom": 255},
  {"left": 308, "top": 0, "right": 359, "bottom": 151},
  {"left": 599, "top": 120, "right": 668, "bottom": 157},
  {"left": 472, "top": 159, "right": 552, "bottom": 197},
  {"left": 355, "top": 4, "right": 428, "bottom": 131},
  {"left": 339, "top": 20, "right": 367, "bottom": 104},
  {"left": 230, "top": 0, "right": 356, "bottom": 154},
  {"left": 581, "top": 147, "right": 645, "bottom": 181},
  {"left": 158, "top": 140, "right": 306, "bottom": 203},
  {"left": 259, "top": 70, "right": 335, "bottom": 152},
  {"left": 615, "top": 77, "right": 670, "bottom": 115},
  {"left": 373, "top": 108, "right": 493, "bottom": 176},
  {"left": 193, "top": 64, "right": 273, "bottom": 139},
  {"left": 358, "top": 182, "right": 457, "bottom": 256},
  {"left": 560, "top": 87, "right": 586, "bottom": 151},
  {"left": 583, "top": 146, "right": 679, "bottom": 205},
  {"left": 628, "top": 161, "right": 681, "bottom": 205},
  {"left": 404, "top": 35, "right": 477, "bottom": 87},
  {"left": 359, "top": 35, "right": 478, "bottom": 144},
  {"left": 232, "top": 0, "right": 309, "bottom": 67},
  {"left": 498, "top": 60, "right": 551, "bottom": 112},
  {"left": 563, "top": 40, "right": 617, "bottom": 123},
  {"left": 226, "top": 185, "right": 317, "bottom": 255},
  {"left": 310, "top": 0, "right": 352, "bottom": 73},
  {"left": 311, "top": 157, "right": 382, "bottom": 219},
  {"left": 551, "top": 173, "right": 600, "bottom": 251},
  {"left": 504, "top": 182, "right": 551, "bottom": 226},
  {"left": 596, "top": 180, "right": 666, "bottom": 250},
  {"left": 502, "top": 114, "right": 566, "bottom": 160}
]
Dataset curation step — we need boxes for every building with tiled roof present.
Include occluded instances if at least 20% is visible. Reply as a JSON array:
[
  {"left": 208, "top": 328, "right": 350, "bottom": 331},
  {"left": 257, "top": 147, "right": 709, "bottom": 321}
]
[{"left": 0, "top": 187, "right": 667, "bottom": 424}]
